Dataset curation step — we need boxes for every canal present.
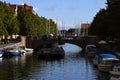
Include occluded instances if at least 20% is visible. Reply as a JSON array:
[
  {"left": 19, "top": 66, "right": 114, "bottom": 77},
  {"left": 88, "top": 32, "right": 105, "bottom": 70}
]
[{"left": 0, "top": 43, "right": 110, "bottom": 80}]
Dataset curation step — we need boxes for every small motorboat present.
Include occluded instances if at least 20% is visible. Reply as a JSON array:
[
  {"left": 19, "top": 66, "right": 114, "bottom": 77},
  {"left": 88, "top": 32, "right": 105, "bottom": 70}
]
[
  {"left": 25, "top": 48, "right": 33, "bottom": 54},
  {"left": 35, "top": 47, "right": 65, "bottom": 59},
  {"left": 98, "top": 53, "right": 119, "bottom": 72},
  {"left": 85, "top": 44, "right": 97, "bottom": 57},
  {"left": 4, "top": 48, "right": 21, "bottom": 57}
]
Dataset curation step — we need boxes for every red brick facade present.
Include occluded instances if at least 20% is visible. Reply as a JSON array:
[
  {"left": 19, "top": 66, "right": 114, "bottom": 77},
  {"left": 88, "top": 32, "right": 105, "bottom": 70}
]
[
  {"left": 8, "top": 3, "right": 34, "bottom": 16},
  {"left": 81, "top": 23, "right": 91, "bottom": 36}
]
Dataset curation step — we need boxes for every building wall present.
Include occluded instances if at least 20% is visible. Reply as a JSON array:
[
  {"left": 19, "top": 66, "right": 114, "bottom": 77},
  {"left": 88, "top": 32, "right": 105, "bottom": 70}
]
[
  {"left": 81, "top": 23, "right": 91, "bottom": 36},
  {"left": 9, "top": 3, "right": 34, "bottom": 16}
]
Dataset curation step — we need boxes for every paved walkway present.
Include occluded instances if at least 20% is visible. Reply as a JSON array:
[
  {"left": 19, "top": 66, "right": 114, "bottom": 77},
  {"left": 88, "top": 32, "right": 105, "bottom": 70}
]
[{"left": 0, "top": 42, "right": 24, "bottom": 50}]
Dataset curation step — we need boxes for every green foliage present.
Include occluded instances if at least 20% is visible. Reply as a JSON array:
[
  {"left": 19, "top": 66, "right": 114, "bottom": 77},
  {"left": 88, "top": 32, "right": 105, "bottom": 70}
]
[
  {"left": 17, "top": 10, "right": 57, "bottom": 37},
  {"left": 89, "top": 0, "right": 120, "bottom": 39},
  {"left": 0, "top": 1, "right": 19, "bottom": 36},
  {"left": 89, "top": 9, "right": 110, "bottom": 38},
  {"left": 0, "top": 19, "right": 8, "bottom": 35},
  {"left": 0, "top": 1, "right": 57, "bottom": 37},
  {"left": 107, "top": 0, "right": 120, "bottom": 38}
]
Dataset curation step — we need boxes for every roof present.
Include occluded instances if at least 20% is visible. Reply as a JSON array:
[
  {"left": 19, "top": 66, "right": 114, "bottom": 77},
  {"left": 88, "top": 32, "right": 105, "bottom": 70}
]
[
  {"left": 100, "top": 53, "right": 117, "bottom": 59},
  {"left": 85, "top": 44, "right": 96, "bottom": 48},
  {"left": 98, "top": 40, "right": 107, "bottom": 44}
]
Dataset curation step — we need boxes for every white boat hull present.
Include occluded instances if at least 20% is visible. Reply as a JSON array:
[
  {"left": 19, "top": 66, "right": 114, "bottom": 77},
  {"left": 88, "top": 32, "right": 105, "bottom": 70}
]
[
  {"left": 6, "top": 50, "right": 21, "bottom": 56},
  {"left": 25, "top": 48, "right": 33, "bottom": 54}
]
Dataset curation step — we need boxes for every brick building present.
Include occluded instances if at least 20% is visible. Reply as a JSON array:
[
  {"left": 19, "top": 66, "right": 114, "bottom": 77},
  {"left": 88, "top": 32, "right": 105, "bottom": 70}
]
[
  {"left": 81, "top": 23, "right": 91, "bottom": 36},
  {"left": 8, "top": 3, "right": 34, "bottom": 16}
]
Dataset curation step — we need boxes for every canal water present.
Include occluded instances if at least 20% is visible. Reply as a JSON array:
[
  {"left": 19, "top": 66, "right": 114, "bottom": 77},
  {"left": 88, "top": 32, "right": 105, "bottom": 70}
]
[{"left": 0, "top": 43, "right": 110, "bottom": 80}]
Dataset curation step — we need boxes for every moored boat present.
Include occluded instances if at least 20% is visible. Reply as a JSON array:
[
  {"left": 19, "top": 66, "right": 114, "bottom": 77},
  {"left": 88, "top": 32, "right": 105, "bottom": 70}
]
[
  {"left": 98, "top": 53, "right": 119, "bottom": 73},
  {"left": 34, "top": 47, "right": 65, "bottom": 59},
  {"left": 85, "top": 44, "right": 98, "bottom": 57},
  {"left": 3, "top": 48, "right": 21, "bottom": 57},
  {"left": 25, "top": 48, "right": 33, "bottom": 54}
]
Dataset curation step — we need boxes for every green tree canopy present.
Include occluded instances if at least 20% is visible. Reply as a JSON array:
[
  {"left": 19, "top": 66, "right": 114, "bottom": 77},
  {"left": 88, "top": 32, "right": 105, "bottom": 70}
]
[
  {"left": 89, "top": 0, "right": 120, "bottom": 39},
  {"left": 0, "top": 1, "right": 19, "bottom": 36},
  {"left": 0, "top": 1, "right": 57, "bottom": 37},
  {"left": 17, "top": 10, "right": 57, "bottom": 37}
]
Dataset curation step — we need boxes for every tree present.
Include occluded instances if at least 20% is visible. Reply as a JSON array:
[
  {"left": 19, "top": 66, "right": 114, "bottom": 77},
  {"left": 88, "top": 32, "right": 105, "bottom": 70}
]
[
  {"left": 17, "top": 10, "right": 57, "bottom": 37},
  {"left": 89, "top": 9, "right": 110, "bottom": 39},
  {"left": 107, "top": 0, "right": 120, "bottom": 38},
  {"left": 0, "top": 19, "right": 8, "bottom": 36},
  {"left": 0, "top": 1, "right": 57, "bottom": 37},
  {"left": 0, "top": 1, "right": 19, "bottom": 36},
  {"left": 89, "top": 0, "right": 120, "bottom": 39},
  {"left": 17, "top": 10, "right": 36, "bottom": 36}
]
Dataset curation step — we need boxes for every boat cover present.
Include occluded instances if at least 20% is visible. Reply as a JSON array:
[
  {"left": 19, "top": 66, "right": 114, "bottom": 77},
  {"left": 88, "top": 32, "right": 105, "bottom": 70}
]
[{"left": 100, "top": 53, "right": 117, "bottom": 58}]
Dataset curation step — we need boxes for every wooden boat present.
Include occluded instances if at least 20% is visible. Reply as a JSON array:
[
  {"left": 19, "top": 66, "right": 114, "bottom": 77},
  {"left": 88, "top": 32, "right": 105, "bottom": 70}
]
[
  {"left": 98, "top": 53, "right": 119, "bottom": 72},
  {"left": 34, "top": 47, "right": 65, "bottom": 59}
]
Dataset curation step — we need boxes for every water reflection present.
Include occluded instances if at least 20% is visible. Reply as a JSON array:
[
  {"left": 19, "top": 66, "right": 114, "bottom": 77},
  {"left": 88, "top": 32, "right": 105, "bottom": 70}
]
[
  {"left": 0, "top": 43, "right": 111, "bottom": 80},
  {"left": 62, "top": 43, "right": 82, "bottom": 55},
  {"left": 0, "top": 58, "right": 2, "bottom": 65}
]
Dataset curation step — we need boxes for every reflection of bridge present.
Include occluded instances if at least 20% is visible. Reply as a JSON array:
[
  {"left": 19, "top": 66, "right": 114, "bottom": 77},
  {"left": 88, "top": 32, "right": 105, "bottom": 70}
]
[{"left": 25, "top": 36, "right": 98, "bottom": 50}]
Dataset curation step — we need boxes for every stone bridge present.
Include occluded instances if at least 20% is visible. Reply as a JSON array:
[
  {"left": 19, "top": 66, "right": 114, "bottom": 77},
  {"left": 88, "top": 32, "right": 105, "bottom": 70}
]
[{"left": 23, "top": 36, "right": 98, "bottom": 50}]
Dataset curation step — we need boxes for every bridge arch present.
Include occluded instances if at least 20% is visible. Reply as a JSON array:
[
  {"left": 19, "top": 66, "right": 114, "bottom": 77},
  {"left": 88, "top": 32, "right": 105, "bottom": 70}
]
[{"left": 24, "top": 36, "right": 98, "bottom": 52}]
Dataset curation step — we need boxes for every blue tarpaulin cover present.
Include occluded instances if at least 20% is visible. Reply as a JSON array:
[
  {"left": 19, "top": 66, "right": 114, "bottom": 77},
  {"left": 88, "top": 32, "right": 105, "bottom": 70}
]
[{"left": 100, "top": 53, "right": 117, "bottom": 58}]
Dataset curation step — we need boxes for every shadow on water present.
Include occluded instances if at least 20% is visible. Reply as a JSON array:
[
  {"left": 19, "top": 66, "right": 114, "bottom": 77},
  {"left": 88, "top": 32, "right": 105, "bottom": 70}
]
[{"left": 97, "top": 71, "right": 110, "bottom": 80}]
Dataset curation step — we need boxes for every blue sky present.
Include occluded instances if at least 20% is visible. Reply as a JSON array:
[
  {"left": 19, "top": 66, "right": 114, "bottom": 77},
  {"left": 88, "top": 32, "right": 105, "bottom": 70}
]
[{"left": 1, "top": 0, "right": 106, "bottom": 29}]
